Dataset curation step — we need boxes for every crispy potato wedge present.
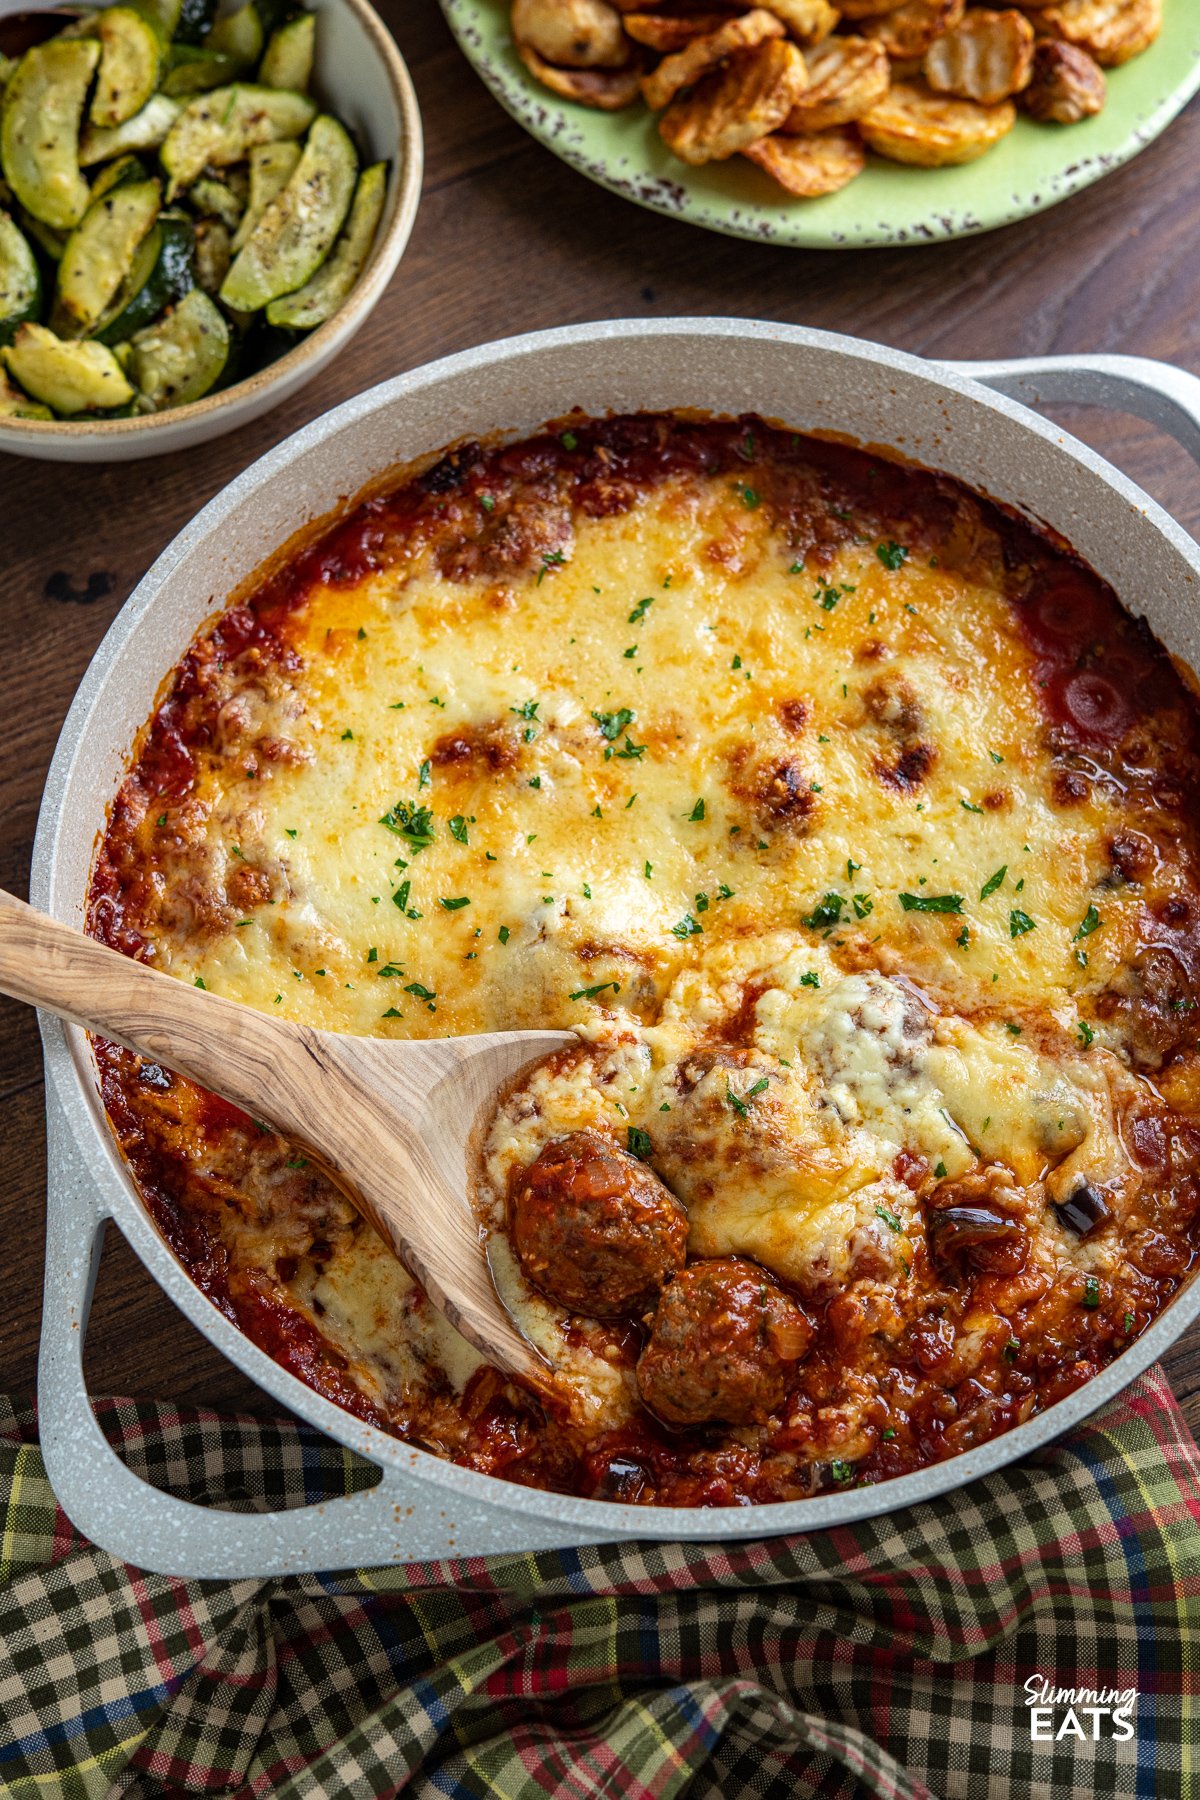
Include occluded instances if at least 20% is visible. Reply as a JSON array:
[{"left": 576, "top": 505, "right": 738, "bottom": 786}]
[
  {"left": 924, "top": 9, "right": 1034, "bottom": 103},
  {"left": 863, "top": 0, "right": 965, "bottom": 57},
  {"left": 860, "top": 77, "right": 1015, "bottom": 162},
  {"left": 755, "top": 0, "right": 840, "bottom": 42},
  {"left": 658, "top": 37, "right": 808, "bottom": 160},
  {"left": 622, "top": 11, "right": 736, "bottom": 50},
  {"left": 743, "top": 124, "right": 865, "bottom": 191},
  {"left": 641, "top": 9, "right": 784, "bottom": 110},
  {"left": 1021, "top": 35, "right": 1105, "bottom": 118},
  {"left": 511, "top": 0, "right": 630, "bottom": 67},
  {"left": 516, "top": 41, "right": 642, "bottom": 105},
  {"left": 780, "top": 34, "right": 888, "bottom": 128},
  {"left": 1035, "top": 0, "right": 1161, "bottom": 67}
]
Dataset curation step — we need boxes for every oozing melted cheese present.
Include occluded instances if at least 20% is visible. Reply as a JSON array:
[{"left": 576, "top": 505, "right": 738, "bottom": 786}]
[{"left": 96, "top": 425, "right": 1200, "bottom": 1470}]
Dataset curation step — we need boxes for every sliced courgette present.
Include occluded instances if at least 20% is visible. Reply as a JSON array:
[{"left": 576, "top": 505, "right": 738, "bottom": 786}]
[
  {"left": 3, "top": 321, "right": 134, "bottom": 410},
  {"left": 127, "top": 284, "right": 227, "bottom": 407},
  {"left": 162, "top": 45, "right": 245, "bottom": 96},
  {"left": 174, "top": 0, "right": 219, "bottom": 46},
  {"left": 207, "top": 2, "right": 264, "bottom": 67},
  {"left": 55, "top": 175, "right": 160, "bottom": 330},
  {"left": 0, "top": 39, "right": 100, "bottom": 229},
  {"left": 0, "top": 365, "right": 52, "bottom": 417},
  {"left": 89, "top": 152, "right": 150, "bottom": 200},
  {"left": 136, "top": 0, "right": 183, "bottom": 35},
  {"left": 193, "top": 214, "right": 230, "bottom": 291},
  {"left": 160, "top": 83, "right": 316, "bottom": 198},
  {"left": 0, "top": 211, "right": 40, "bottom": 345},
  {"left": 92, "top": 206, "right": 193, "bottom": 342},
  {"left": 266, "top": 158, "right": 384, "bottom": 331},
  {"left": 259, "top": 13, "right": 314, "bottom": 92},
  {"left": 79, "top": 93, "right": 183, "bottom": 165},
  {"left": 230, "top": 135, "right": 297, "bottom": 249},
  {"left": 0, "top": 56, "right": 16, "bottom": 99},
  {"left": 188, "top": 172, "right": 244, "bottom": 228},
  {"left": 17, "top": 206, "right": 66, "bottom": 261},
  {"left": 91, "top": 7, "right": 164, "bottom": 129},
  {"left": 220, "top": 113, "right": 355, "bottom": 312}
]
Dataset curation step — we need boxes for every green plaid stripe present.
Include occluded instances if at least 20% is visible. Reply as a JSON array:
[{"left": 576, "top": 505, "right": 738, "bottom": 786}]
[{"left": 0, "top": 1370, "right": 1197, "bottom": 1799}]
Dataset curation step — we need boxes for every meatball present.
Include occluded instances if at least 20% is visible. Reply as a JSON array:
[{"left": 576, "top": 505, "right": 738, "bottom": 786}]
[
  {"left": 636, "top": 1258, "right": 812, "bottom": 1427},
  {"left": 508, "top": 1129, "right": 688, "bottom": 1316}
]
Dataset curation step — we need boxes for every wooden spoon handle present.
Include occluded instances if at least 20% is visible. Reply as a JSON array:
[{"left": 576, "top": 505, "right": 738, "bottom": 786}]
[{"left": 0, "top": 888, "right": 302, "bottom": 1131}]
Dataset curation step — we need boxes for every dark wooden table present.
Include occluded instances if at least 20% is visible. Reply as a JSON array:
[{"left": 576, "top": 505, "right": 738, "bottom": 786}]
[{"left": 3, "top": 0, "right": 1199, "bottom": 1433}]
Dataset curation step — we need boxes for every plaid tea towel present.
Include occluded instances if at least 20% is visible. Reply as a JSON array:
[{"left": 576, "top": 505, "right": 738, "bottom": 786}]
[{"left": 0, "top": 1371, "right": 1198, "bottom": 1800}]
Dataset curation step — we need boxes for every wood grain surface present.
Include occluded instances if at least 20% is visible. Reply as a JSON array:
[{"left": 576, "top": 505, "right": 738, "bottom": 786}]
[{"left": 2, "top": 0, "right": 1199, "bottom": 1434}]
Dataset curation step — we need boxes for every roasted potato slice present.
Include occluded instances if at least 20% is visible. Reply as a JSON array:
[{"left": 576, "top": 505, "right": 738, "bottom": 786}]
[
  {"left": 781, "top": 34, "right": 889, "bottom": 128},
  {"left": 743, "top": 125, "right": 865, "bottom": 192},
  {"left": 641, "top": 8, "right": 784, "bottom": 110},
  {"left": 860, "top": 78, "right": 1016, "bottom": 163},
  {"left": 863, "top": 0, "right": 965, "bottom": 57},
  {"left": 756, "top": 0, "right": 840, "bottom": 41},
  {"left": 1034, "top": 0, "right": 1161, "bottom": 67},
  {"left": 516, "top": 40, "right": 642, "bottom": 105},
  {"left": 1021, "top": 36, "right": 1105, "bottom": 119},
  {"left": 511, "top": 0, "right": 631, "bottom": 67},
  {"left": 659, "top": 37, "right": 809, "bottom": 160},
  {"left": 924, "top": 9, "right": 1034, "bottom": 103},
  {"left": 622, "top": 12, "right": 736, "bottom": 51}
]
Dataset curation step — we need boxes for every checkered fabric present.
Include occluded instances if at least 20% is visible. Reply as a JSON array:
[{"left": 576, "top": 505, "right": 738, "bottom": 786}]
[{"left": 0, "top": 1370, "right": 1197, "bottom": 1800}]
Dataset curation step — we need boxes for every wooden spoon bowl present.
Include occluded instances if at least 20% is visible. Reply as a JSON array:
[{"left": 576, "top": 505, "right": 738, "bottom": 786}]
[{"left": 0, "top": 888, "right": 574, "bottom": 1382}]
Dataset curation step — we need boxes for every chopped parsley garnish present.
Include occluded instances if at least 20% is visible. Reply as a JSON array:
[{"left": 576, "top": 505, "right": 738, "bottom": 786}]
[
  {"left": 1006, "top": 1021, "right": 1022, "bottom": 1036},
  {"left": 689, "top": 798, "right": 706, "bottom": 822},
  {"left": 448, "top": 815, "right": 469, "bottom": 844},
  {"left": 1009, "top": 908, "right": 1037, "bottom": 938},
  {"left": 537, "top": 548, "right": 565, "bottom": 584},
  {"left": 1123, "top": 1311, "right": 1135, "bottom": 1333},
  {"left": 799, "top": 971, "right": 820, "bottom": 988},
  {"left": 560, "top": 430, "right": 578, "bottom": 450},
  {"left": 643, "top": 861, "right": 653, "bottom": 880},
  {"left": 627, "top": 1126, "right": 653, "bottom": 1161},
  {"left": 876, "top": 540, "right": 908, "bottom": 571},
  {"left": 439, "top": 896, "right": 470, "bottom": 911},
  {"left": 1078, "top": 1020, "right": 1095, "bottom": 1048},
  {"left": 875, "top": 1205, "right": 902, "bottom": 1232},
  {"left": 511, "top": 699, "right": 540, "bottom": 724},
  {"left": 980, "top": 866, "right": 1007, "bottom": 901},
  {"left": 735, "top": 481, "right": 760, "bottom": 509},
  {"left": 592, "top": 706, "right": 635, "bottom": 742},
  {"left": 498, "top": 925, "right": 510, "bottom": 944},
  {"left": 1003, "top": 1338, "right": 1020, "bottom": 1364},
  {"left": 193, "top": 976, "right": 206, "bottom": 989},
  {"left": 404, "top": 981, "right": 436, "bottom": 1003},
  {"left": 382, "top": 1007, "right": 403, "bottom": 1020},
  {"left": 814, "top": 576, "right": 855, "bottom": 611},
  {"left": 956, "top": 924, "right": 970, "bottom": 948},
  {"left": 418, "top": 758, "right": 431, "bottom": 790},
  {"left": 671, "top": 911, "right": 703, "bottom": 940},
  {"left": 830, "top": 1460, "right": 854, "bottom": 1484},
  {"left": 1073, "top": 903, "right": 1103, "bottom": 941},
  {"left": 961, "top": 799, "right": 983, "bottom": 815},
  {"left": 726, "top": 1076, "right": 769, "bottom": 1118},
  {"left": 695, "top": 892, "right": 709, "bottom": 913},
  {"left": 628, "top": 596, "right": 655, "bottom": 624},
  {"left": 569, "top": 980, "right": 620, "bottom": 1002},
  {"left": 156, "top": 814, "right": 167, "bottom": 827},
  {"left": 1082, "top": 1275, "right": 1100, "bottom": 1310},
  {"left": 934, "top": 1161, "right": 947, "bottom": 1179},
  {"left": 611, "top": 735, "right": 647, "bottom": 762},
  {"left": 899, "top": 892, "right": 963, "bottom": 914},
  {"left": 380, "top": 800, "right": 435, "bottom": 852},
  {"left": 802, "top": 892, "right": 845, "bottom": 930},
  {"left": 852, "top": 894, "right": 873, "bottom": 919},
  {"left": 479, "top": 493, "right": 495, "bottom": 512},
  {"left": 341, "top": 728, "right": 354, "bottom": 741}
]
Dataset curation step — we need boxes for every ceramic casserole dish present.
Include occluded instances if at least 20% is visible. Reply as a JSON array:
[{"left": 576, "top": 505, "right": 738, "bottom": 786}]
[{"left": 31, "top": 318, "right": 1200, "bottom": 1576}]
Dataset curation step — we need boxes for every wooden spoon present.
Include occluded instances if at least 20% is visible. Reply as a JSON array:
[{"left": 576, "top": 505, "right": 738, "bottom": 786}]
[{"left": 0, "top": 889, "right": 575, "bottom": 1384}]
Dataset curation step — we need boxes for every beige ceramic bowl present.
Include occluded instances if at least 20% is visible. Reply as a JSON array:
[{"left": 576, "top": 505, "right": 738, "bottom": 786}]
[{"left": 0, "top": 0, "right": 423, "bottom": 462}]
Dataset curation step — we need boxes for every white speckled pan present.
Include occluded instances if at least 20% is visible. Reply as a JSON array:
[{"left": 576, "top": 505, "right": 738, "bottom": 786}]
[{"left": 32, "top": 319, "right": 1200, "bottom": 1576}]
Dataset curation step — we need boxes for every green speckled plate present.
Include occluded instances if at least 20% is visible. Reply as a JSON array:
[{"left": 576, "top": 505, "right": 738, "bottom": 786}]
[{"left": 439, "top": 0, "right": 1200, "bottom": 247}]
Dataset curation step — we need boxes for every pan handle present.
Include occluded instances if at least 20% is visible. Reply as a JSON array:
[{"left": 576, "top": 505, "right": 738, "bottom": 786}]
[
  {"left": 36, "top": 1036, "right": 610, "bottom": 1577},
  {"left": 944, "top": 352, "right": 1200, "bottom": 468}
]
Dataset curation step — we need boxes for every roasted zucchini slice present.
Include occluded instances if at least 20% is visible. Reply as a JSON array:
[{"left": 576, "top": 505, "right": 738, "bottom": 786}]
[
  {"left": 55, "top": 176, "right": 160, "bottom": 331},
  {"left": 91, "top": 8, "right": 165, "bottom": 129},
  {"left": 207, "top": 3, "right": 265, "bottom": 67},
  {"left": 230, "top": 136, "right": 298, "bottom": 250},
  {"left": 0, "top": 365, "right": 52, "bottom": 417},
  {"left": 193, "top": 214, "right": 230, "bottom": 291},
  {"left": 92, "top": 207, "right": 194, "bottom": 343},
  {"left": 220, "top": 113, "right": 356, "bottom": 312},
  {"left": 3, "top": 321, "right": 134, "bottom": 410},
  {"left": 162, "top": 45, "right": 245, "bottom": 95},
  {"left": 160, "top": 84, "right": 316, "bottom": 197},
  {"left": 259, "top": 13, "right": 315, "bottom": 92},
  {"left": 80, "top": 93, "right": 183, "bottom": 166},
  {"left": 188, "top": 173, "right": 245, "bottom": 228},
  {"left": 0, "top": 211, "right": 41, "bottom": 346},
  {"left": 127, "top": 285, "right": 228, "bottom": 407},
  {"left": 89, "top": 153, "right": 151, "bottom": 200},
  {"left": 1, "top": 39, "right": 100, "bottom": 229},
  {"left": 266, "top": 158, "right": 384, "bottom": 330}
]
